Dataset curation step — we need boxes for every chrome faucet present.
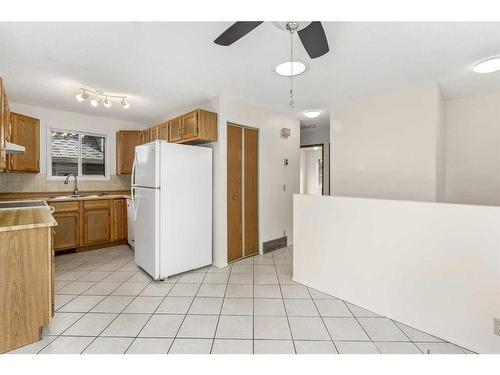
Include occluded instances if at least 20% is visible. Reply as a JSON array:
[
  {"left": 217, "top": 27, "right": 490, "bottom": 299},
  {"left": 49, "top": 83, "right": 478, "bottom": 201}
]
[{"left": 64, "top": 174, "right": 79, "bottom": 196}]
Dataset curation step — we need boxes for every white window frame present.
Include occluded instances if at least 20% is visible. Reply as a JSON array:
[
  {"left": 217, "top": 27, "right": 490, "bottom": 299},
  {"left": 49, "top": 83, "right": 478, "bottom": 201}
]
[{"left": 47, "top": 127, "right": 110, "bottom": 181}]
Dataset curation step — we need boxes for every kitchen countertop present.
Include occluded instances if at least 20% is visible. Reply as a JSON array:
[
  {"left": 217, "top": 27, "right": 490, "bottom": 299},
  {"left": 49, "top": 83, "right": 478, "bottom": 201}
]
[
  {"left": 0, "top": 192, "right": 130, "bottom": 232},
  {"left": 46, "top": 194, "right": 131, "bottom": 202},
  {"left": 0, "top": 207, "right": 57, "bottom": 232}
]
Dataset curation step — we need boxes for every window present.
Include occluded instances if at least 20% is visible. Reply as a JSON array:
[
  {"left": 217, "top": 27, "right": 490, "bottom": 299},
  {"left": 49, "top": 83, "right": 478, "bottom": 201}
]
[{"left": 49, "top": 129, "right": 107, "bottom": 179}]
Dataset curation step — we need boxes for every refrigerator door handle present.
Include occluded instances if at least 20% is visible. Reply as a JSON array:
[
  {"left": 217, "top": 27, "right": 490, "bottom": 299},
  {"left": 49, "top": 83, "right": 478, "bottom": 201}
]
[
  {"left": 131, "top": 153, "right": 137, "bottom": 186},
  {"left": 131, "top": 187, "right": 137, "bottom": 220}
]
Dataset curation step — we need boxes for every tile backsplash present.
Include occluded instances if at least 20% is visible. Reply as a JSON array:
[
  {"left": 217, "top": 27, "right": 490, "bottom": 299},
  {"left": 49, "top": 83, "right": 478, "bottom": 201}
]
[{"left": 0, "top": 173, "right": 131, "bottom": 193}]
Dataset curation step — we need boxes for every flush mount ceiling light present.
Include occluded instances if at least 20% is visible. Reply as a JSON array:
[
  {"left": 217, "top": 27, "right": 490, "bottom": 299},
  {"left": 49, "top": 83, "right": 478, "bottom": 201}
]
[
  {"left": 304, "top": 110, "right": 321, "bottom": 118},
  {"left": 275, "top": 61, "right": 307, "bottom": 77},
  {"left": 75, "top": 87, "right": 130, "bottom": 109},
  {"left": 473, "top": 56, "right": 500, "bottom": 73},
  {"left": 300, "top": 124, "right": 316, "bottom": 129}
]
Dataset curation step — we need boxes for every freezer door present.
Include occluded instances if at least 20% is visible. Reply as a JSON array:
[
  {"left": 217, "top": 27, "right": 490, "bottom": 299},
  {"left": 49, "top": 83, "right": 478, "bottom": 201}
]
[
  {"left": 133, "top": 141, "right": 159, "bottom": 188},
  {"left": 134, "top": 187, "right": 160, "bottom": 279}
]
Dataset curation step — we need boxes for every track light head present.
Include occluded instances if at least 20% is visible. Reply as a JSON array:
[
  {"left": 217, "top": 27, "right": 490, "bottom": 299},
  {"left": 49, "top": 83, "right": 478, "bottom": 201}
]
[
  {"left": 121, "top": 98, "right": 130, "bottom": 109},
  {"left": 103, "top": 96, "right": 111, "bottom": 108},
  {"left": 90, "top": 97, "right": 101, "bottom": 107},
  {"left": 75, "top": 90, "right": 89, "bottom": 102}
]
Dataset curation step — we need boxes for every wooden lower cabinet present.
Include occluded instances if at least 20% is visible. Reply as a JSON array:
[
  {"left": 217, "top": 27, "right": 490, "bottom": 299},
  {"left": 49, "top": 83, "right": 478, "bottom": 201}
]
[
  {"left": 112, "top": 199, "right": 127, "bottom": 241},
  {"left": 0, "top": 226, "right": 54, "bottom": 353},
  {"left": 52, "top": 211, "right": 80, "bottom": 250},
  {"left": 52, "top": 198, "right": 127, "bottom": 252},
  {"left": 84, "top": 209, "right": 110, "bottom": 245}
]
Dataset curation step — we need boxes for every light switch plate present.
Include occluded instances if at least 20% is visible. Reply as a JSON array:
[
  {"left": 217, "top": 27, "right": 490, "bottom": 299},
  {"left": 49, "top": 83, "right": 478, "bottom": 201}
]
[{"left": 494, "top": 318, "right": 500, "bottom": 336}]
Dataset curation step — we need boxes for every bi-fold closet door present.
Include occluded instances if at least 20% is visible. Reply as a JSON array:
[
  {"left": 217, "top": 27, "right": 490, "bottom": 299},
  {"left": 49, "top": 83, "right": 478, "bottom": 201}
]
[{"left": 227, "top": 124, "right": 259, "bottom": 262}]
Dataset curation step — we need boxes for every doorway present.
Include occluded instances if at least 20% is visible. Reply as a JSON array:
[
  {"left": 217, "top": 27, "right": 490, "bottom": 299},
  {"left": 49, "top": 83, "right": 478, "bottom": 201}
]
[
  {"left": 227, "top": 123, "right": 259, "bottom": 262},
  {"left": 300, "top": 144, "right": 324, "bottom": 195}
]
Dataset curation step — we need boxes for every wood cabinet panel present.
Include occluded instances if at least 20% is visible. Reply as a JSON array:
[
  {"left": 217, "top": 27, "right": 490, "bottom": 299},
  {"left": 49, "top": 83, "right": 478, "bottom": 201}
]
[
  {"left": 169, "top": 116, "right": 182, "bottom": 143},
  {"left": 84, "top": 199, "right": 109, "bottom": 210},
  {"left": 53, "top": 211, "right": 80, "bottom": 250},
  {"left": 112, "top": 199, "right": 127, "bottom": 241},
  {"left": 158, "top": 122, "right": 169, "bottom": 141},
  {"left": 84, "top": 209, "right": 110, "bottom": 245},
  {"left": 0, "top": 227, "right": 52, "bottom": 353},
  {"left": 182, "top": 111, "right": 199, "bottom": 140},
  {"left": 50, "top": 201, "right": 79, "bottom": 213},
  {"left": 9, "top": 113, "right": 40, "bottom": 173},
  {"left": 149, "top": 126, "right": 159, "bottom": 141},
  {"left": 116, "top": 130, "right": 142, "bottom": 175},
  {"left": 142, "top": 129, "right": 150, "bottom": 144}
]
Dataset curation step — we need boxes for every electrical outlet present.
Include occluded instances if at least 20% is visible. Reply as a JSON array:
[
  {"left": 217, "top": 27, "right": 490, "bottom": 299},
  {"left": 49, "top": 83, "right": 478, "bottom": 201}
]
[
  {"left": 283, "top": 184, "right": 286, "bottom": 191},
  {"left": 494, "top": 318, "right": 500, "bottom": 336}
]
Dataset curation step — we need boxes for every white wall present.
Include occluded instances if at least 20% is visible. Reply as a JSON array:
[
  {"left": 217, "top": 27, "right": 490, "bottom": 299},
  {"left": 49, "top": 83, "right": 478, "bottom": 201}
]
[
  {"left": 215, "top": 96, "right": 300, "bottom": 266},
  {"left": 9, "top": 103, "right": 145, "bottom": 176},
  {"left": 330, "top": 83, "right": 444, "bottom": 202},
  {"left": 161, "top": 96, "right": 300, "bottom": 268},
  {"left": 293, "top": 195, "right": 500, "bottom": 354},
  {"left": 445, "top": 92, "right": 500, "bottom": 206}
]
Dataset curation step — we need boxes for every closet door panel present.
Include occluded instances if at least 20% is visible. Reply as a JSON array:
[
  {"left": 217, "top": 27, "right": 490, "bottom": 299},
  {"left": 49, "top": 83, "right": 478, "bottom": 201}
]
[
  {"left": 244, "top": 128, "right": 259, "bottom": 256},
  {"left": 227, "top": 125, "right": 243, "bottom": 262}
]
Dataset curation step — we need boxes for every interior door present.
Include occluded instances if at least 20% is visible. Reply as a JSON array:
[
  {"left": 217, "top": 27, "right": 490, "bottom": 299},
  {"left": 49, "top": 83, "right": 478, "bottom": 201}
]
[
  {"left": 134, "top": 187, "right": 159, "bottom": 278},
  {"left": 244, "top": 128, "right": 259, "bottom": 256},
  {"left": 227, "top": 125, "right": 243, "bottom": 262}
]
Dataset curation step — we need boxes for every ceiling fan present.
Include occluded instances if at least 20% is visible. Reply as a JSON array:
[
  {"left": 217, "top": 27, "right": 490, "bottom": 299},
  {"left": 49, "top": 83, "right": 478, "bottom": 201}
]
[
  {"left": 214, "top": 22, "right": 330, "bottom": 108},
  {"left": 214, "top": 21, "right": 330, "bottom": 59}
]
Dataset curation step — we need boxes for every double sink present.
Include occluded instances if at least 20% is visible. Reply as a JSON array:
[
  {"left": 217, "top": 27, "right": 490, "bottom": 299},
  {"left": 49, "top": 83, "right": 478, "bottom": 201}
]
[{"left": 48, "top": 193, "right": 107, "bottom": 200}]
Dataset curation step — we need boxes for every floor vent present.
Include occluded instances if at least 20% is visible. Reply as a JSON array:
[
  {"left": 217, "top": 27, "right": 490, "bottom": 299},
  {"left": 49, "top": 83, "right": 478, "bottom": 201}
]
[{"left": 263, "top": 236, "right": 288, "bottom": 253}]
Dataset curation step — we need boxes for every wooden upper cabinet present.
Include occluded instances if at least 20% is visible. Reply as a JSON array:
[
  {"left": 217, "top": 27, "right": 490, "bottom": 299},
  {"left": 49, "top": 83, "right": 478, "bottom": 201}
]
[
  {"left": 9, "top": 113, "right": 40, "bottom": 173},
  {"left": 177, "top": 109, "right": 217, "bottom": 144},
  {"left": 116, "top": 130, "right": 142, "bottom": 175},
  {"left": 149, "top": 125, "right": 159, "bottom": 141},
  {"left": 112, "top": 199, "right": 127, "bottom": 241},
  {"left": 169, "top": 116, "right": 182, "bottom": 143},
  {"left": 142, "top": 129, "right": 150, "bottom": 144},
  {"left": 182, "top": 111, "right": 199, "bottom": 140},
  {"left": 158, "top": 122, "right": 169, "bottom": 141}
]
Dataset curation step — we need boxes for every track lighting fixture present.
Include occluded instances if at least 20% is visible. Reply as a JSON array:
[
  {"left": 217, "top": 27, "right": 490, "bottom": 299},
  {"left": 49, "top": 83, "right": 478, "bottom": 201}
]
[{"left": 75, "top": 88, "right": 130, "bottom": 109}]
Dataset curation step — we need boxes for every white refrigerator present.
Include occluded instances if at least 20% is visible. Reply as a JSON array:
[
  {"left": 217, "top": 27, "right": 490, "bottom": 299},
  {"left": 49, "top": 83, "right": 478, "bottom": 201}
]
[{"left": 131, "top": 140, "right": 212, "bottom": 280}]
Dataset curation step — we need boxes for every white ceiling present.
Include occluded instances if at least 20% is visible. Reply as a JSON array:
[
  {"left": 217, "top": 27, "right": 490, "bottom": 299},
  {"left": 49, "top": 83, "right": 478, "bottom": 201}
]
[{"left": 1, "top": 22, "right": 499, "bottom": 125}]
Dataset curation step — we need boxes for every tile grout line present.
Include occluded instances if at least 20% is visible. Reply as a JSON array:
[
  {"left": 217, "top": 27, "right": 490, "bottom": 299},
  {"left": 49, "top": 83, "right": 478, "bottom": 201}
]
[
  {"left": 343, "top": 303, "right": 381, "bottom": 353},
  {"left": 273, "top": 247, "right": 297, "bottom": 354},
  {"left": 306, "top": 286, "right": 340, "bottom": 354},
  {"left": 38, "top": 248, "right": 139, "bottom": 353},
  {"left": 209, "top": 261, "right": 234, "bottom": 354}
]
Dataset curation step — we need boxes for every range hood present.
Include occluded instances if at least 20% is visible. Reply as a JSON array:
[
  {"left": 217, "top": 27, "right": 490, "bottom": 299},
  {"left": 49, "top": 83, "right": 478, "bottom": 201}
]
[{"left": 3, "top": 141, "right": 25, "bottom": 154}]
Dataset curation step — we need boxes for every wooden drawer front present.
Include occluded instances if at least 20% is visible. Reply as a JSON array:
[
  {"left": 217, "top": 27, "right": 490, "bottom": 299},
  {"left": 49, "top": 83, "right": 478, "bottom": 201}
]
[
  {"left": 51, "top": 201, "right": 79, "bottom": 213},
  {"left": 84, "top": 200, "right": 109, "bottom": 210}
]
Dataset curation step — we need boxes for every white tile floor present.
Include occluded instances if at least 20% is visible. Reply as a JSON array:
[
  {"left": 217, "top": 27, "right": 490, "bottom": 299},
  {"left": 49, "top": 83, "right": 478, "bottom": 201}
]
[{"left": 7, "top": 245, "right": 474, "bottom": 354}]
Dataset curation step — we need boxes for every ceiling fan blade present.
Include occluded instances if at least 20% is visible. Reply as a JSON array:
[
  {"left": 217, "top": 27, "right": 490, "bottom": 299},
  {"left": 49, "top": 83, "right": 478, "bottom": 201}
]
[
  {"left": 297, "top": 22, "right": 330, "bottom": 59},
  {"left": 214, "top": 22, "right": 264, "bottom": 46}
]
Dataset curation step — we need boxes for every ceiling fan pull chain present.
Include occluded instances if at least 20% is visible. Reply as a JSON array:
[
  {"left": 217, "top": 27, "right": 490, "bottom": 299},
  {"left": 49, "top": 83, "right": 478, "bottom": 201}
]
[{"left": 289, "top": 23, "right": 295, "bottom": 108}]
